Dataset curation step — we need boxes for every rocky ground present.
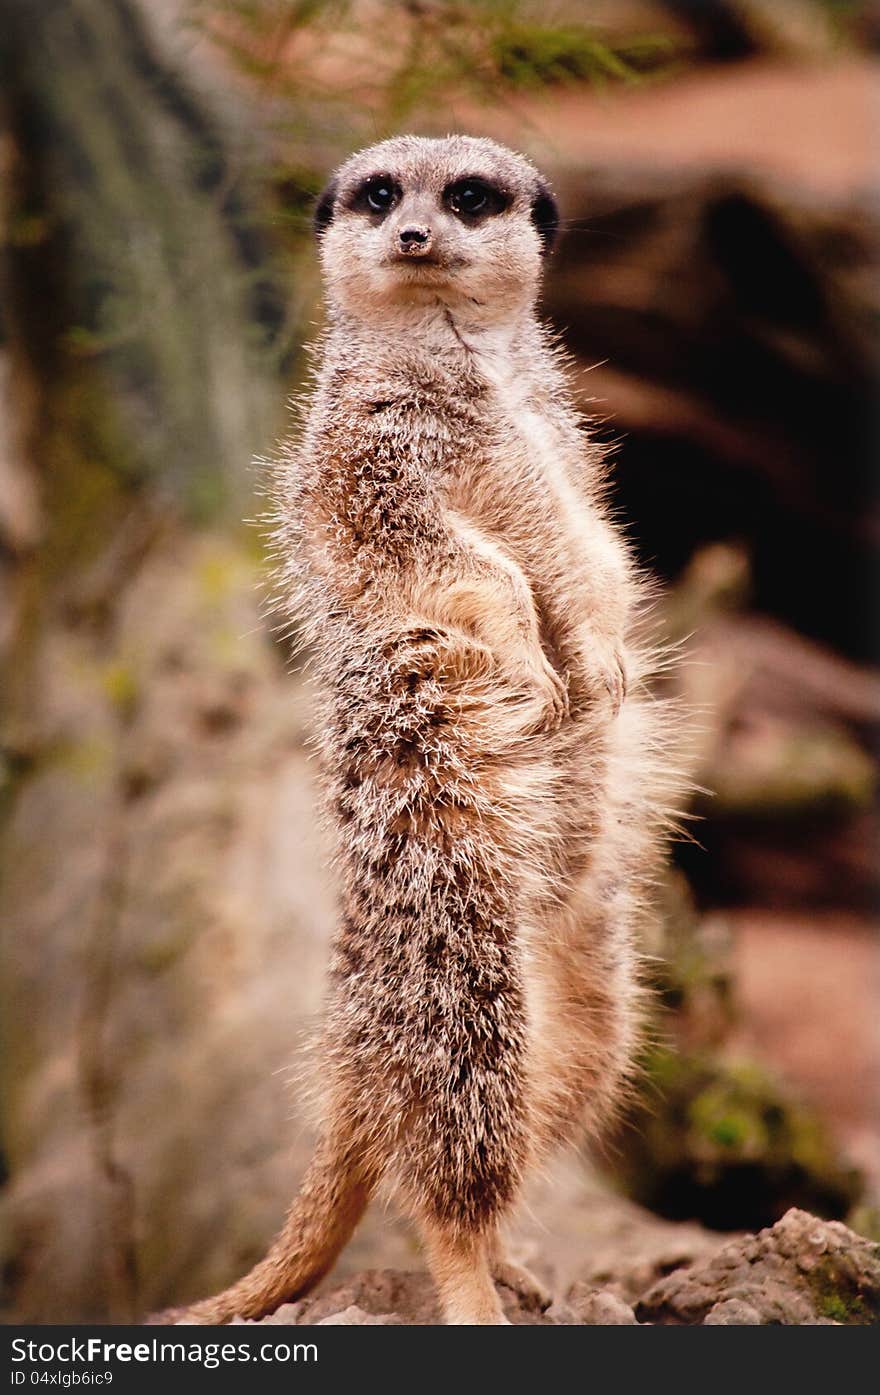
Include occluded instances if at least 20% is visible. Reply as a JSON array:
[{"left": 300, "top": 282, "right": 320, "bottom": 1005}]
[{"left": 239, "top": 1205, "right": 880, "bottom": 1326}]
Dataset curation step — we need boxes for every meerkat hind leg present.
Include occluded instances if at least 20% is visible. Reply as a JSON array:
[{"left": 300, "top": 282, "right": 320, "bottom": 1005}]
[{"left": 421, "top": 1223, "right": 510, "bottom": 1325}]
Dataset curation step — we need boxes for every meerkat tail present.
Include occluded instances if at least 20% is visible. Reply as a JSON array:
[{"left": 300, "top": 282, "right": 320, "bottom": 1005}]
[{"left": 152, "top": 1133, "right": 375, "bottom": 1325}]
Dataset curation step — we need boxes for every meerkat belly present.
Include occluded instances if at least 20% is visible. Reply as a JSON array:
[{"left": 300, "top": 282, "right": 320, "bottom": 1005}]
[{"left": 468, "top": 383, "right": 634, "bottom": 1126}]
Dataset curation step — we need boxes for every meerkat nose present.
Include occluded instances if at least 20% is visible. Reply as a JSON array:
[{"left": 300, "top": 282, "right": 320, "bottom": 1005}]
[{"left": 398, "top": 225, "right": 432, "bottom": 254}]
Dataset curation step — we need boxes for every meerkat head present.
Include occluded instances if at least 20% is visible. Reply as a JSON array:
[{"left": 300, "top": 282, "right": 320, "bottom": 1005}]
[{"left": 313, "top": 134, "right": 558, "bottom": 326}]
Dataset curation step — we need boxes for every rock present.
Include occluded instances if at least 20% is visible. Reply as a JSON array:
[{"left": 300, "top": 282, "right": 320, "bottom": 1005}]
[
  {"left": 564, "top": 1284, "right": 638, "bottom": 1325},
  {"left": 0, "top": 533, "right": 347, "bottom": 1321},
  {"left": 298, "top": 1270, "right": 441, "bottom": 1326},
  {"left": 317, "top": 1306, "right": 400, "bottom": 1326},
  {"left": 240, "top": 1304, "right": 306, "bottom": 1327},
  {"left": 669, "top": 594, "right": 880, "bottom": 912},
  {"left": 635, "top": 1208, "right": 880, "bottom": 1325},
  {"left": 543, "top": 1300, "right": 578, "bottom": 1324},
  {"left": 238, "top": 1208, "right": 878, "bottom": 1326},
  {"left": 235, "top": 1208, "right": 877, "bottom": 1326},
  {"left": 702, "top": 1299, "right": 764, "bottom": 1325},
  {"left": 544, "top": 124, "right": 878, "bottom": 666}
]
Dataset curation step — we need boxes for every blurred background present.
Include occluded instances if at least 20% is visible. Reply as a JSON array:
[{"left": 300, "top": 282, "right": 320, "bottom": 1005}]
[{"left": 0, "top": 0, "right": 877, "bottom": 1323}]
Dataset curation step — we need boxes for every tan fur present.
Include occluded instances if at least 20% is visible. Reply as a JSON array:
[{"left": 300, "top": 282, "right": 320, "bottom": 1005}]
[{"left": 155, "top": 136, "right": 682, "bottom": 1327}]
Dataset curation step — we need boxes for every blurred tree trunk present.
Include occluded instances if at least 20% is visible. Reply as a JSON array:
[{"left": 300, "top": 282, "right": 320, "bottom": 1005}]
[{"left": 0, "top": 0, "right": 335, "bottom": 1322}]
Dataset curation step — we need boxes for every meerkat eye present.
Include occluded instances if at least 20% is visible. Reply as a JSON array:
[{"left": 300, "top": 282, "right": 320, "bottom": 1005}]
[
  {"left": 367, "top": 180, "right": 394, "bottom": 212},
  {"left": 444, "top": 179, "right": 508, "bottom": 219},
  {"left": 353, "top": 176, "right": 399, "bottom": 216},
  {"left": 450, "top": 182, "right": 487, "bottom": 215}
]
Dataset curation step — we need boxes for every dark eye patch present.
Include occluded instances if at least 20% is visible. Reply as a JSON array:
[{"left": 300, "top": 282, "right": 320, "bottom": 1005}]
[
  {"left": 444, "top": 178, "right": 509, "bottom": 220},
  {"left": 349, "top": 174, "right": 401, "bottom": 218}
]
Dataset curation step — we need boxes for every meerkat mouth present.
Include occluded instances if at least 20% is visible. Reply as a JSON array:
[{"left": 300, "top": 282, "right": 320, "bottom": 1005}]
[
  {"left": 386, "top": 254, "right": 467, "bottom": 273},
  {"left": 389, "top": 256, "right": 444, "bottom": 270}
]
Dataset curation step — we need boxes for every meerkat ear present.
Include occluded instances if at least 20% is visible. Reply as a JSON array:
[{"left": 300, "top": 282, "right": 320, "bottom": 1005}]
[
  {"left": 531, "top": 181, "right": 559, "bottom": 255},
  {"left": 314, "top": 177, "right": 339, "bottom": 238}
]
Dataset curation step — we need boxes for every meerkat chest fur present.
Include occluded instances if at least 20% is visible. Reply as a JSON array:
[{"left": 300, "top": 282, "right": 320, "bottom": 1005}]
[
  {"left": 440, "top": 323, "right": 617, "bottom": 622},
  {"left": 306, "top": 308, "right": 630, "bottom": 698}
]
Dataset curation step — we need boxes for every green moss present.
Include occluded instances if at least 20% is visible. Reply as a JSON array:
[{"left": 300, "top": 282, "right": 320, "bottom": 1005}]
[
  {"left": 810, "top": 1255, "right": 880, "bottom": 1325},
  {"left": 608, "top": 1047, "right": 863, "bottom": 1231},
  {"left": 817, "top": 1291, "right": 851, "bottom": 1323},
  {"left": 705, "top": 1114, "right": 748, "bottom": 1149}
]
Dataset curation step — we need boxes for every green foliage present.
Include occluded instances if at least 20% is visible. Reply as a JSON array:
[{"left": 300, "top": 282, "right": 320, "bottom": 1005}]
[
  {"left": 611, "top": 1048, "right": 863, "bottom": 1232},
  {"left": 189, "top": 0, "right": 683, "bottom": 202},
  {"left": 491, "top": 19, "right": 674, "bottom": 89}
]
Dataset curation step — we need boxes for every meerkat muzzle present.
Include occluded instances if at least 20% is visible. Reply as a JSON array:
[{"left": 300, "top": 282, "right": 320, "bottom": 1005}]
[{"left": 397, "top": 224, "right": 433, "bottom": 256}]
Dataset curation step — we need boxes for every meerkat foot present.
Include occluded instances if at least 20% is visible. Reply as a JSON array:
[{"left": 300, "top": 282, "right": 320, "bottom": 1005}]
[
  {"left": 447, "top": 1298, "right": 512, "bottom": 1326},
  {"left": 491, "top": 1256, "right": 552, "bottom": 1313},
  {"left": 421, "top": 1223, "right": 510, "bottom": 1325}
]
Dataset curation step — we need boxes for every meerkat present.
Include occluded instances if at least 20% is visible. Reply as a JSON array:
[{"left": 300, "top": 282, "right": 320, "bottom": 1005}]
[{"left": 158, "top": 134, "right": 680, "bottom": 1327}]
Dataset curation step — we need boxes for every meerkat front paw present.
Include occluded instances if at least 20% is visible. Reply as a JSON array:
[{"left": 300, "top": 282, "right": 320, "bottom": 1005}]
[
  {"left": 572, "top": 638, "right": 628, "bottom": 718},
  {"left": 601, "top": 642, "right": 628, "bottom": 715},
  {"left": 520, "top": 648, "right": 569, "bottom": 733}
]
